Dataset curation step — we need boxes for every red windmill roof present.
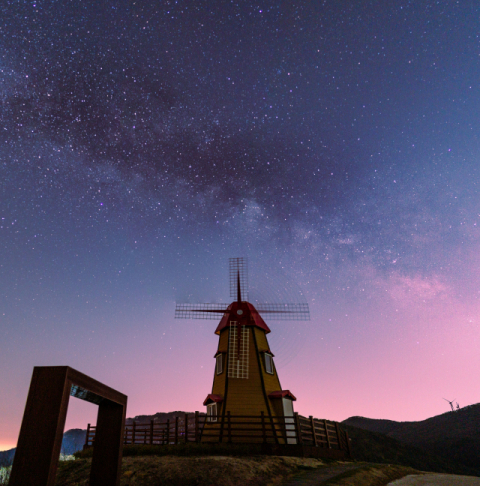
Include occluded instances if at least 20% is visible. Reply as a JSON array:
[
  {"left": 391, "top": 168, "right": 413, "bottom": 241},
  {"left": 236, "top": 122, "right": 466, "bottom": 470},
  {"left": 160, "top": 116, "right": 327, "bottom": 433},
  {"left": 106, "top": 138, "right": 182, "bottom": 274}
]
[
  {"left": 214, "top": 301, "right": 271, "bottom": 335},
  {"left": 203, "top": 394, "right": 223, "bottom": 405},
  {"left": 268, "top": 390, "right": 297, "bottom": 401}
]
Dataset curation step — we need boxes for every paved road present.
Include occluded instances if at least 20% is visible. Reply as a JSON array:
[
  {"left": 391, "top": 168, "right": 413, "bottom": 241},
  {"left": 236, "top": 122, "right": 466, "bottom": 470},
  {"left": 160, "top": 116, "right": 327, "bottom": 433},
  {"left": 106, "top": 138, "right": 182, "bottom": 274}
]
[
  {"left": 388, "top": 474, "right": 480, "bottom": 486},
  {"left": 281, "top": 463, "right": 363, "bottom": 485},
  {"left": 282, "top": 464, "right": 480, "bottom": 486}
]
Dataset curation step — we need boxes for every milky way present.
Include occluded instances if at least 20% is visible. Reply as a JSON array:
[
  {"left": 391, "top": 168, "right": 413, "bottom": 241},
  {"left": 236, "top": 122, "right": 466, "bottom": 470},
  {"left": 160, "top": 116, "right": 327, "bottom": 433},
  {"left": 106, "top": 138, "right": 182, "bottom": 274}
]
[{"left": 1, "top": 1, "right": 480, "bottom": 449}]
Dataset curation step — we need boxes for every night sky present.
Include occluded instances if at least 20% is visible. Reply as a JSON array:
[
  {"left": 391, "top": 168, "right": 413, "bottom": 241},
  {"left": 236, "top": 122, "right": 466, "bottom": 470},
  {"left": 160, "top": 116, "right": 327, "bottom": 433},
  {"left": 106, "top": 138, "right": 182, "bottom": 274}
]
[{"left": 1, "top": 1, "right": 480, "bottom": 450}]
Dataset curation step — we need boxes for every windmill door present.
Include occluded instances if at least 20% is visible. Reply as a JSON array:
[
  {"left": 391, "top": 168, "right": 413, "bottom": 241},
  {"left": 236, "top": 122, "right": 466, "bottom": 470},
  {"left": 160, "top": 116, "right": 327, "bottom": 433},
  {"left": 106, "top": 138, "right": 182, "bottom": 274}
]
[{"left": 282, "top": 398, "right": 296, "bottom": 444}]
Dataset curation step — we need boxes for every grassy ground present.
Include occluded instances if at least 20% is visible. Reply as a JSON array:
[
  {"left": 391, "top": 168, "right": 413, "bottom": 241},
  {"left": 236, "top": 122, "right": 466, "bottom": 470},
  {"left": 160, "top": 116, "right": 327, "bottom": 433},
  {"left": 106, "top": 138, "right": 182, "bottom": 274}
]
[
  {"left": 3, "top": 446, "right": 425, "bottom": 486},
  {"left": 55, "top": 455, "right": 327, "bottom": 486}
]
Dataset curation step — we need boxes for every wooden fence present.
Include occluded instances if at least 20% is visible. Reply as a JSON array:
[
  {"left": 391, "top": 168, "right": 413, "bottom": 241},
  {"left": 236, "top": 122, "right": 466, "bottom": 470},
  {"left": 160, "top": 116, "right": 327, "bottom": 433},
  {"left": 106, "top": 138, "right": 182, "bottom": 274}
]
[
  {"left": 200, "top": 411, "right": 296, "bottom": 445},
  {"left": 84, "top": 412, "right": 351, "bottom": 457},
  {"left": 85, "top": 412, "right": 201, "bottom": 447}
]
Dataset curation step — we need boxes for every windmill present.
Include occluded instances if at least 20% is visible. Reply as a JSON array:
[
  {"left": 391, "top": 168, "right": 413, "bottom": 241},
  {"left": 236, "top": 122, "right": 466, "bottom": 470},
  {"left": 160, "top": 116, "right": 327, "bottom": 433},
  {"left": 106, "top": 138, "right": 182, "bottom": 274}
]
[
  {"left": 175, "top": 257, "right": 310, "bottom": 443},
  {"left": 443, "top": 398, "right": 456, "bottom": 412}
]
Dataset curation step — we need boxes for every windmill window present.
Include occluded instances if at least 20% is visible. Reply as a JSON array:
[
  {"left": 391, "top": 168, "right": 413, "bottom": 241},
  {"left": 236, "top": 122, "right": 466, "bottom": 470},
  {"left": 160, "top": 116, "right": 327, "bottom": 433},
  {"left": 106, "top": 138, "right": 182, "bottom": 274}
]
[
  {"left": 207, "top": 403, "right": 217, "bottom": 422},
  {"left": 265, "top": 353, "right": 274, "bottom": 374},
  {"left": 216, "top": 354, "right": 223, "bottom": 374}
]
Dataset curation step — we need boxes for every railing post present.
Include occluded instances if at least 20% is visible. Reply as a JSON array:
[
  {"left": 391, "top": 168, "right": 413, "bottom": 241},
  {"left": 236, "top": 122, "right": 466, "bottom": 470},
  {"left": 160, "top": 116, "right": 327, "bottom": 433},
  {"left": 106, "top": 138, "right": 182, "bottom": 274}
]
[
  {"left": 184, "top": 413, "right": 189, "bottom": 443},
  {"left": 150, "top": 419, "right": 154, "bottom": 445},
  {"left": 261, "top": 412, "right": 267, "bottom": 443},
  {"left": 324, "top": 420, "right": 331, "bottom": 448},
  {"left": 345, "top": 429, "right": 352, "bottom": 457},
  {"left": 227, "top": 411, "right": 232, "bottom": 443},
  {"left": 219, "top": 412, "right": 224, "bottom": 443},
  {"left": 195, "top": 411, "right": 199, "bottom": 443},
  {"left": 166, "top": 419, "right": 170, "bottom": 445},
  {"left": 294, "top": 413, "right": 303, "bottom": 445},
  {"left": 132, "top": 420, "right": 136, "bottom": 445},
  {"left": 283, "top": 415, "right": 289, "bottom": 444},
  {"left": 269, "top": 413, "right": 279, "bottom": 444},
  {"left": 335, "top": 422, "right": 342, "bottom": 450},
  {"left": 309, "top": 416, "right": 318, "bottom": 447},
  {"left": 175, "top": 416, "right": 179, "bottom": 445},
  {"left": 85, "top": 423, "right": 91, "bottom": 447}
]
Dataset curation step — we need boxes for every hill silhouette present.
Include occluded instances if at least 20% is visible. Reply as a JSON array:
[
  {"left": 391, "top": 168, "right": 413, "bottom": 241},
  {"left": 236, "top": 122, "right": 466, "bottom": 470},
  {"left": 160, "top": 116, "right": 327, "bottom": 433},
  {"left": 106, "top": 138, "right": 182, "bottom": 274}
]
[
  {"left": 125, "top": 410, "right": 204, "bottom": 424},
  {"left": 343, "top": 403, "right": 480, "bottom": 475}
]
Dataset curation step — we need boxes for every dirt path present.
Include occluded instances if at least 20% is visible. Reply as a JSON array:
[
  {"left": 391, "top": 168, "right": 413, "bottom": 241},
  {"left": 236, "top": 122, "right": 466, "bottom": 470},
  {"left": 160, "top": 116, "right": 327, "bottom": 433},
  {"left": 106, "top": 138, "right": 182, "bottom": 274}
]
[
  {"left": 280, "top": 463, "right": 363, "bottom": 485},
  {"left": 388, "top": 474, "right": 480, "bottom": 486},
  {"left": 280, "top": 463, "right": 423, "bottom": 485}
]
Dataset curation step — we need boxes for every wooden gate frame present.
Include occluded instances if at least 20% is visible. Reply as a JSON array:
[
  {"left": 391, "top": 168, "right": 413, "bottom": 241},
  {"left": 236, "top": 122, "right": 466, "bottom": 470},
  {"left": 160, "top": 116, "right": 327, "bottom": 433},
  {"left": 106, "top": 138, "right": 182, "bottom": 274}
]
[{"left": 10, "top": 366, "right": 127, "bottom": 486}]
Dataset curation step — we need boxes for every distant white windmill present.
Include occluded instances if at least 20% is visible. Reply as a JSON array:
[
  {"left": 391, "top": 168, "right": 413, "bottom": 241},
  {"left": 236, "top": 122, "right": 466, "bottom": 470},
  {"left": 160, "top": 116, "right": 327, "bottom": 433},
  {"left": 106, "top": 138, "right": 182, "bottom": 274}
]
[{"left": 443, "top": 397, "right": 455, "bottom": 412}]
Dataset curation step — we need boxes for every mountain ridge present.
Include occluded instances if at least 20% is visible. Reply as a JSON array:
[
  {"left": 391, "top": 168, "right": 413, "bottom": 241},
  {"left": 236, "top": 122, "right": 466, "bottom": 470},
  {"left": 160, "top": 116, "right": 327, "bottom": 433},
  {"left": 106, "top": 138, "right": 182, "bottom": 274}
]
[{"left": 342, "top": 403, "right": 480, "bottom": 473}]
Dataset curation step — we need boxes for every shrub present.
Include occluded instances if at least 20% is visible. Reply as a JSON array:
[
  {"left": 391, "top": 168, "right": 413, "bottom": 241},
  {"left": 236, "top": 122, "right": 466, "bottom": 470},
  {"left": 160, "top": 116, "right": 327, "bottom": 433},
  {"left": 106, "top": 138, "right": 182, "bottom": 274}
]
[{"left": 0, "top": 466, "right": 11, "bottom": 485}]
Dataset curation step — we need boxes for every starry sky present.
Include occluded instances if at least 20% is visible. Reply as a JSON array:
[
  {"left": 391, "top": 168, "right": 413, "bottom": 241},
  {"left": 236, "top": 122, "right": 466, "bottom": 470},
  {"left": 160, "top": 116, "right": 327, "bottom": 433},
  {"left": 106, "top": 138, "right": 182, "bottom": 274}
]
[{"left": 1, "top": 1, "right": 480, "bottom": 451}]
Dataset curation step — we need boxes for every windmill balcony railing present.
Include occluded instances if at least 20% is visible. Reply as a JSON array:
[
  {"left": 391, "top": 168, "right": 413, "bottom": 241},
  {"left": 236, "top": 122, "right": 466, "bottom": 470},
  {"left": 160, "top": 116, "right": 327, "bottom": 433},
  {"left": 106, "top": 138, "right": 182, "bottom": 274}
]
[{"left": 84, "top": 411, "right": 351, "bottom": 457}]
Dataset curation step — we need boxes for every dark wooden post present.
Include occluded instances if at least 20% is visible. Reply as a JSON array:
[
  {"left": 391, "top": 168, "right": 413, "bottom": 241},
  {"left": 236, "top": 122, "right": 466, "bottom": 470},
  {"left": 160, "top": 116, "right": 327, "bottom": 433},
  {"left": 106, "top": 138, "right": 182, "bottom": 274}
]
[
  {"left": 294, "top": 412, "right": 303, "bottom": 445},
  {"left": 90, "top": 400, "right": 126, "bottom": 485},
  {"left": 10, "top": 367, "right": 71, "bottom": 486},
  {"left": 184, "top": 413, "right": 189, "bottom": 443},
  {"left": 309, "top": 416, "right": 318, "bottom": 447},
  {"left": 324, "top": 420, "right": 331, "bottom": 448},
  {"left": 175, "top": 416, "right": 179, "bottom": 445},
  {"left": 269, "top": 414, "right": 279, "bottom": 444},
  {"left": 195, "top": 411, "right": 199, "bottom": 443},
  {"left": 227, "top": 411, "right": 232, "bottom": 443},
  {"left": 335, "top": 422, "right": 342, "bottom": 450},
  {"left": 85, "top": 423, "right": 91, "bottom": 448},
  {"left": 345, "top": 429, "right": 352, "bottom": 457},
  {"left": 166, "top": 419, "right": 170, "bottom": 444},
  {"left": 261, "top": 411, "right": 267, "bottom": 443},
  {"left": 150, "top": 420, "right": 154, "bottom": 445},
  {"left": 282, "top": 415, "right": 288, "bottom": 444},
  {"left": 219, "top": 411, "right": 224, "bottom": 443}
]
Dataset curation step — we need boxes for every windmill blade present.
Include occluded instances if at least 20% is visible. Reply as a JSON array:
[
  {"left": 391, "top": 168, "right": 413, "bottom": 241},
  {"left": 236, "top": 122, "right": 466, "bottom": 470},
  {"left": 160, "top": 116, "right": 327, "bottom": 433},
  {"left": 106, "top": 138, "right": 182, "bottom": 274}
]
[
  {"left": 229, "top": 257, "right": 248, "bottom": 302},
  {"left": 175, "top": 303, "right": 229, "bottom": 320},
  {"left": 256, "top": 303, "right": 310, "bottom": 321}
]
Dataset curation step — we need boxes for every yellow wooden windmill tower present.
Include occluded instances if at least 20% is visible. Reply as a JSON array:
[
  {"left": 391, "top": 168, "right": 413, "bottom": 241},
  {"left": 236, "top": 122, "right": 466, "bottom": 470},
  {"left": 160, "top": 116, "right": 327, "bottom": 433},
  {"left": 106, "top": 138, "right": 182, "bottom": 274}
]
[{"left": 175, "top": 258, "right": 310, "bottom": 443}]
